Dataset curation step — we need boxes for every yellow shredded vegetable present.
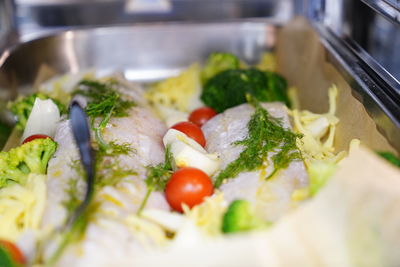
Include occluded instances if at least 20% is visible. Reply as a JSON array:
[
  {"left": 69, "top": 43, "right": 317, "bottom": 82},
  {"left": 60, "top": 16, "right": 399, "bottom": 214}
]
[
  {"left": 145, "top": 63, "right": 202, "bottom": 112},
  {"left": 288, "top": 85, "right": 348, "bottom": 167},
  {"left": 183, "top": 192, "right": 227, "bottom": 236},
  {"left": 0, "top": 174, "right": 47, "bottom": 241},
  {"left": 288, "top": 85, "right": 360, "bottom": 200},
  {"left": 256, "top": 52, "right": 277, "bottom": 72}
]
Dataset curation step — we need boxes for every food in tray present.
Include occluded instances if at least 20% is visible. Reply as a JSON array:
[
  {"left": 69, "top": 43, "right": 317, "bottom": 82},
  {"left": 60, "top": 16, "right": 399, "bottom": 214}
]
[{"left": 0, "top": 52, "right": 398, "bottom": 266}]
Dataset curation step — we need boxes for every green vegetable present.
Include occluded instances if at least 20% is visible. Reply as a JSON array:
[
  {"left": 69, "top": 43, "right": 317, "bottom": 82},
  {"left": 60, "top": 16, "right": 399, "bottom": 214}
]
[
  {"left": 137, "top": 145, "right": 174, "bottom": 215},
  {"left": 201, "top": 68, "right": 290, "bottom": 113},
  {"left": 377, "top": 152, "right": 400, "bottom": 168},
  {"left": 73, "top": 79, "right": 135, "bottom": 152},
  {"left": 0, "top": 138, "right": 57, "bottom": 188},
  {"left": 222, "top": 199, "right": 269, "bottom": 233},
  {"left": 201, "top": 52, "right": 240, "bottom": 84},
  {"left": 214, "top": 98, "right": 302, "bottom": 188},
  {"left": 308, "top": 161, "right": 336, "bottom": 196},
  {"left": 8, "top": 93, "right": 67, "bottom": 130},
  {"left": 0, "top": 246, "right": 17, "bottom": 267}
]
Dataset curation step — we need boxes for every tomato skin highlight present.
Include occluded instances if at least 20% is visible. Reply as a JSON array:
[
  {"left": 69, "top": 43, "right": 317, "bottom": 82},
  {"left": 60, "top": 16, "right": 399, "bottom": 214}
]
[
  {"left": 22, "top": 134, "right": 53, "bottom": 144},
  {"left": 171, "top": 121, "right": 206, "bottom": 147},
  {"left": 0, "top": 240, "right": 26, "bottom": 265},
  {"left": 189, "top": 107, "right": 217, "bottom": 127},
  {"left": 165, "top": 167, "right": 214, "bottom": 212}
]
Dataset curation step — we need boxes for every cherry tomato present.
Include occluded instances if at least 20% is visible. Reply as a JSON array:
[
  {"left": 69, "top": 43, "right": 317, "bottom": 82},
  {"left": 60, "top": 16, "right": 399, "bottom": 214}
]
[
  {"left": 22, "top": 134, "right": 53, "bottom": 144},
  {"left": 165, "top": 167, "right": 214, "bottom": 212},
  {"left": 171, "top": 121, "right": 206, "bottom": 147},
  {"left": 0, "top": 240, "right": 25, "bottom": 265},
  {"left": 189, "top": 107, "right": 217, "bottom": 127}
]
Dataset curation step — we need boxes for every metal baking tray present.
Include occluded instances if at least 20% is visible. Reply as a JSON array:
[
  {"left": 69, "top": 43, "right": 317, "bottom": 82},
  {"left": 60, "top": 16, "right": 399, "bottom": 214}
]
[{"left": 0, "top": 20, "right": 399, "bottom": 151}]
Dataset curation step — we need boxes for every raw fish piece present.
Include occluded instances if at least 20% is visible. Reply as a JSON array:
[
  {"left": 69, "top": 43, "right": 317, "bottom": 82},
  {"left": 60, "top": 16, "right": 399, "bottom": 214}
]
[
  {"left": 202, "top": 102, "right": 308, "bottom": 221},
  {"left": 42, "top": 106, "right": 169, "bottom": 265}
]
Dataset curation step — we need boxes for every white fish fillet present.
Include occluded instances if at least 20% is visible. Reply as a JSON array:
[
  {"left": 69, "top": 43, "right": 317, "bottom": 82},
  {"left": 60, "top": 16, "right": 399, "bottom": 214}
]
[
  {"left": 42, "top": 105, "right": 170, "bottom": 266},
  {"left": 202, "top": 103, "right": 308, "bottom": 221}
]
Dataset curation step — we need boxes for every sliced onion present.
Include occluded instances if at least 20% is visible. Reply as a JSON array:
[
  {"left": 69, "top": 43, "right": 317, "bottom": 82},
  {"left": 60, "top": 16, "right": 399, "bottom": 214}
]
[{"left": 21, "top": 98, "right": 61, "bottom": 142}]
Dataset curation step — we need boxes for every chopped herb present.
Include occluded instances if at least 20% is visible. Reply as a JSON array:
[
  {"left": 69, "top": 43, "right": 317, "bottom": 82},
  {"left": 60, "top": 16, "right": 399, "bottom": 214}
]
[
  {"left": 214, "top": 97, "right": 302, "bottom": 188},
  {"left": 73, "top": 79, "right": 135, "bottom": 151},
  {"left": 95, "top": 159, "right": 137, "bottom": 188},
  {"left": 63, "top": 177, "right": 81, "bottom": 215},
  {"left": 137, "top": 145, "right": 174, "bottom": 215}
]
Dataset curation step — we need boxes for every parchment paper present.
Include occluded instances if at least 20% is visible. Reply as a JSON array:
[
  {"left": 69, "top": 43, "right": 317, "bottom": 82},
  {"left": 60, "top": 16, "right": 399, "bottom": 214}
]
[{"left": 276, "top": 17, "right": 396, "bottom": 154}]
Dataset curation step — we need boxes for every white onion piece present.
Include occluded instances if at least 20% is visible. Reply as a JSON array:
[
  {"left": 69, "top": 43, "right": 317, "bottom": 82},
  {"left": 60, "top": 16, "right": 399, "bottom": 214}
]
[
  {"left": 163, "top": 129, "right": 220, "bottom": 176},
  {"left": 22, "top": 98, "right": 61, "bottom": 142}
]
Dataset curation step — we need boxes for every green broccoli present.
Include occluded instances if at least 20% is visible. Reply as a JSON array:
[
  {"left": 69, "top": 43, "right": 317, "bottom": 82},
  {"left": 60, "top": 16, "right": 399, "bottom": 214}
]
[
  {"left": 0, "top": 246, "right": 18, "bottom": 267},
  {"left": 201, "top": 52, "right": 240, "bottom": 84},
  {"left": 201, "top": 68, "right": 290, "bottom": 113},
  {"left": 222, "top": 199, "right": 269, "bottom": 234},
  {"left": 8, "top": 93, "right": 67, "bottom": 130},
  {"left": 0, "top": 138, "right": 57, "bottom": 188},
  {"left": 377, "top": 152, "right": 400, "bottom": 168}
]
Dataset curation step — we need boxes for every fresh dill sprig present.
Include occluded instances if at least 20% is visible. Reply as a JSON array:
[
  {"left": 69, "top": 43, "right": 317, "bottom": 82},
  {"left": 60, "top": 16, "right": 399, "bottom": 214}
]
[
  {"left": 95, "top": 159, "right": 137, "bottom": 188},
  {"left": 63, "top": 177, "right": 81, "bottom": 215},
  {"left": 62, "top": 160, "right": 86, "bottom": 215},
  {"left": 137, "top": 145, "right": 174, "bottom": 215},
  {"left": 214, "top": 98, "right": 302, "bottom": 188},
  {"left": 73, "top": 79, "right": 135, "bottom": 151}
]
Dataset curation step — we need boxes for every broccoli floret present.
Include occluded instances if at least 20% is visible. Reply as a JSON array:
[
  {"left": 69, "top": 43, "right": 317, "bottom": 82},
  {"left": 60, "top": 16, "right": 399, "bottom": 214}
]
[
  {"left": 222, "top": 199, "right": 269, "bottom": 234},
  {"left": 201, "top": 69, "right": 290, "bottom": 113},
  {"left": 0, "top": 138, "right": 57, "bottom": 188},
  {"left": 201, "top": 52, "right": 240, "bottom": 84},
  {"left": 377, "top": 152, "right": 400, "bottom": 168},
  {"left": 0, "top": 245, "right": 18, "bottom": 267},
  {"left": 8, "top": 93, "right": 67, "bottom": 130}
]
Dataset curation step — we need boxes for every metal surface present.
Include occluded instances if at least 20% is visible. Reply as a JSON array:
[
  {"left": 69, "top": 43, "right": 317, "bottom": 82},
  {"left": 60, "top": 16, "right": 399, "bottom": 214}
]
[
  {"left": 316, "top": 24, "right": 400, "bottom": 150},
  {"left": 16, "top": 0, "right": 292, "bottom": 27},
  {"left": 0, "top": 0, "right": 18, "bottom": 51},
  {"left": 315, "top": 0, "right": 400, "bottom": 81},
  {"left": 0, "top": 21, "right": 276, "bottom": 96},
  {"left": 361, "top": 0, "right": 400, "bottom": 24},
  {"left": 0, "top": 20, "right": 398, "bottom": 151}
]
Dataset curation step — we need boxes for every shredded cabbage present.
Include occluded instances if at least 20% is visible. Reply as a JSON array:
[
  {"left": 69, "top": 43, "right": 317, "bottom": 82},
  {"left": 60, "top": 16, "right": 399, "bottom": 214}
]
[
  {"left": 256, "top": 52, "right": 277, "bottom": 72},
  {"left": 183, "top": 192, "right": 227, "bottom": 236},
  {"left": 288, "top": 85, "right": 348, "bottom": 167},
  {"left": 145, "top": 63, "right": 203, "bottom": 112},
  {"left": 0, "top": 173, "right": 47, "bottom": 241},
  {"left": 288, "top": 85, "right": 360, "bottom": 200}
]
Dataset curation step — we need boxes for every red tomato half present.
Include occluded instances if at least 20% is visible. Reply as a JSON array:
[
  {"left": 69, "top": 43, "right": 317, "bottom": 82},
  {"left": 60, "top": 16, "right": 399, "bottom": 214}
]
[
  {"left": 22, "top": 134, "right": 53, "bottom": 144},
  {"left": 171, "top": 121, "right": 206, "bottom": 147},
  {"left": 165, "top": 167, "right": 214, "bottom": 212},
  {"left": 189, "top": 107, "right": 217, "bottom": 127},
  {"left": 0, "top": 240, "right": 25, "bottom": 265}
]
